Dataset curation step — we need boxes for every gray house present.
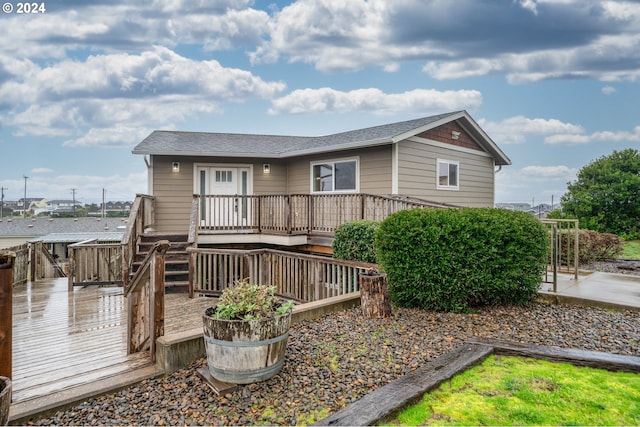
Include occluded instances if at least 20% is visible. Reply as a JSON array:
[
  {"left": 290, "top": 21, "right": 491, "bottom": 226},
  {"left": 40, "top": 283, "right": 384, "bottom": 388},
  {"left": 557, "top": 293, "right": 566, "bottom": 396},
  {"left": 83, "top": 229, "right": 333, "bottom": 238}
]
[{"left": 132, "top": 110, "right": 510, "bottom": 246}]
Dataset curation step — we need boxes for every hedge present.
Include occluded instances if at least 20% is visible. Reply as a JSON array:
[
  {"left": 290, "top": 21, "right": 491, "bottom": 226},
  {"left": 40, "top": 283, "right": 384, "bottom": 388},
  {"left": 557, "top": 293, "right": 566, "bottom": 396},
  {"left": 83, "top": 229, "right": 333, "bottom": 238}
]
[
  {"left": 375, "top": 208, "right": 549, "bottom": 312},
  {"left": 560, "top": 229, "right": 623, "bottom": 265},
  {"left": 332, "top": 220, "right": 380, "bottom": 264}
]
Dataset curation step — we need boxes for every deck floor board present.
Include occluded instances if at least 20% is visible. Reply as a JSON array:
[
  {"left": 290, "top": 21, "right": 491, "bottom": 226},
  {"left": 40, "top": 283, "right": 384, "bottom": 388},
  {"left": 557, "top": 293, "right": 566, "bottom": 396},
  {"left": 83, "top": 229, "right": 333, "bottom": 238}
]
[{"left": 11, "top": 278, "right": 215, "bottom": 404}]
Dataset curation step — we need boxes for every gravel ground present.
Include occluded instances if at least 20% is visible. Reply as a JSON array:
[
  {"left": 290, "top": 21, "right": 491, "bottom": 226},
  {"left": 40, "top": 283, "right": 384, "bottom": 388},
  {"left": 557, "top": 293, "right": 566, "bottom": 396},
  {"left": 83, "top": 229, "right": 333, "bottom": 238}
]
[
  {"left": 583, "top": 259, "right": 640, "bottom": 275},
  {"left": 26, "top": 299, "right": 640, "bottom": 426}
]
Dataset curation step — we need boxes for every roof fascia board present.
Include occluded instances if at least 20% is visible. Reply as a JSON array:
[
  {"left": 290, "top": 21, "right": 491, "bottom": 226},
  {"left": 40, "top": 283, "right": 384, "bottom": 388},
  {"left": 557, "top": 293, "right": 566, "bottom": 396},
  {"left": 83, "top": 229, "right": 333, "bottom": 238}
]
[{"left": 136, "top": 150, "right": 284, "bottom": 158}]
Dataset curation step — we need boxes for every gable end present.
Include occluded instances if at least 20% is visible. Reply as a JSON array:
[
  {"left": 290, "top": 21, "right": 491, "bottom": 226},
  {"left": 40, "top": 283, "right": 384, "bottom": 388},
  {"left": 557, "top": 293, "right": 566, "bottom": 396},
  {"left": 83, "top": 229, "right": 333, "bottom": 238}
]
[{"left": 415, "top": 122, "right": 483, "bottom": 152}]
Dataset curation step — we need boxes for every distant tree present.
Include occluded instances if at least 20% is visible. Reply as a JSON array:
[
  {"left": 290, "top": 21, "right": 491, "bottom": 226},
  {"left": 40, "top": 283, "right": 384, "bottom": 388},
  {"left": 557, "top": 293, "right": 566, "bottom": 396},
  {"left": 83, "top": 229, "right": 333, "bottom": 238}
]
[{"left": 561, "top": 149, "right": 640, "bottom": 239}]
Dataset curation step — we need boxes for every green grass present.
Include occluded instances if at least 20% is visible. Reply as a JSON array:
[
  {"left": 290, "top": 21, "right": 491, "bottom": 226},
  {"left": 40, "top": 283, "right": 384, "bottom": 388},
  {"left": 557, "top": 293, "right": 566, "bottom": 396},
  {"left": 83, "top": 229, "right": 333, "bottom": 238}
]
[
  {"left": 621, "top": 240, "right": 640, "bottom": 259},
  {"left": 381, "top": 355, "right": 640, "bottom": 426}
]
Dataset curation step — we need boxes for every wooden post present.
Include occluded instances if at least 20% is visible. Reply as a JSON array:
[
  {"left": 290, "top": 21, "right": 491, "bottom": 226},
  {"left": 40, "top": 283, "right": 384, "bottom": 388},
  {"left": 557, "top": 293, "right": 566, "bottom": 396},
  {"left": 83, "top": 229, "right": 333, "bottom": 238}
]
[
  {"left": 30, "top": 241, "right": 37, "bottom": 283},
  {"left": 150, "top": 243, "right": 167, "bottom": 363},
  {"left": 360, "top": 270, "right": 392, "bottom": 318},
  {"left": 0, "top": 252, "right": 15, "bottom": 379}
]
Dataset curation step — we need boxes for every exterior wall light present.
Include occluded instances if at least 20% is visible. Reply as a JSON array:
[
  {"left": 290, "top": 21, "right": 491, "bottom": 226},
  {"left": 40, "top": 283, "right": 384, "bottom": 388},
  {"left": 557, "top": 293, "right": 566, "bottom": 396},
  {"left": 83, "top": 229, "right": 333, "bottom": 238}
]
[
  {"left": 263, "top": 163, "right": 271, "bottom": 174},
  {"left": 172, "top": 162, "right": 180, "bottom": 173}
]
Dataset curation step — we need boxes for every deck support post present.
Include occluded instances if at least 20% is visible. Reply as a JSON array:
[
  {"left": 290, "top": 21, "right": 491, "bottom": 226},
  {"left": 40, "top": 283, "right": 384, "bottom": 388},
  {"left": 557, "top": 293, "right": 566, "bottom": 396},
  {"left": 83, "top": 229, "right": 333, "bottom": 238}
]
[{"left": 0, "top": 252, "right": 15, "bottom": 379}]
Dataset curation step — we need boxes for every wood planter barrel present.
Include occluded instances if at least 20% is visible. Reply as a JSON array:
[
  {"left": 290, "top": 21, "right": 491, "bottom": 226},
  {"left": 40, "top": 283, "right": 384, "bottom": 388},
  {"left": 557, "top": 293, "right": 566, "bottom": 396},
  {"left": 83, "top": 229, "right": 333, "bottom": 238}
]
[
  {"left": 202, "top": 307, "right": 292, "bottom": 384},
  {"left": 0, "top": 376, "right": 11, "bottom": 426}
]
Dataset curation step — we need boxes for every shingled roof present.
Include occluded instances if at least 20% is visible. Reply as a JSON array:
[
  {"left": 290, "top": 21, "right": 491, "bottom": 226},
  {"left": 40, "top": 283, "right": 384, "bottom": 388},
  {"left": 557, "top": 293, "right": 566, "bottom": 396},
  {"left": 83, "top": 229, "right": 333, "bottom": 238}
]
[{"left": 132, "top": 111, "right": 511, "bottom": 165}]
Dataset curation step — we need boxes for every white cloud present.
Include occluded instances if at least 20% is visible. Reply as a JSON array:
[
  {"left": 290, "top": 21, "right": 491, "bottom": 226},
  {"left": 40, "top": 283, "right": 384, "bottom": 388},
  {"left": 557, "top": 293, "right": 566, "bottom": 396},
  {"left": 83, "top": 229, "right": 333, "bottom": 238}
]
[
  {"left": 518, "top": 0, "right": 539, "bottom": 15},
  {"left": 0, "top": 171, "right": 148, "bottom": 203},
  {"left": 250, "top": 0, "right": 447, "bottom": 71},
  {"left": 495, "top": 164, "right": 577, "bottom": 203},
  {"left": 269, "top": 87, "right": 482, "bottom": 115},
  {"left": 424, "top": 32, "right": 640, "bottom": 83},
  {"left": 545, "top": 125, "right": 640, "bottom": 144},
  {"left": 0, "top": 47, "right": 286, "bottom": 143},
  {"left": 520, "top": 165, "right": 578, "bottom": 181},
  {"left": 602, "top": 85, "right": 616, "bottom": 94},
  {"left": 479, "top": 116, "right": 583, "bottom": 144},
  {"left": 62, "top": 126, "right": 154, "bottom": 148}
]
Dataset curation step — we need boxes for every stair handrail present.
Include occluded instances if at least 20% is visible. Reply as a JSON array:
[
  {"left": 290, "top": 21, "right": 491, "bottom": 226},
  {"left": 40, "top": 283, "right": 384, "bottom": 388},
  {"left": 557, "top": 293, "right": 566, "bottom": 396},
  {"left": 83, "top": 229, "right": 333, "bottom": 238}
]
[
  {"left": 126, "top": 239, "right": 169, "bottom": 362},
  {"left": 121, "top": 194, "right": 155, "bottom": 289}
]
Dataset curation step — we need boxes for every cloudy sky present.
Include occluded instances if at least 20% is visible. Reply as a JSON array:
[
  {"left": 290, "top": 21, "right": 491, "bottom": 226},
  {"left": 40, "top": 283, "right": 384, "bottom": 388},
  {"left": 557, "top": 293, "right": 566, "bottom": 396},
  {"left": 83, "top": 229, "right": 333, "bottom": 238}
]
[{"left": 1, "top": 0, "right": 639, "bottom": 206}]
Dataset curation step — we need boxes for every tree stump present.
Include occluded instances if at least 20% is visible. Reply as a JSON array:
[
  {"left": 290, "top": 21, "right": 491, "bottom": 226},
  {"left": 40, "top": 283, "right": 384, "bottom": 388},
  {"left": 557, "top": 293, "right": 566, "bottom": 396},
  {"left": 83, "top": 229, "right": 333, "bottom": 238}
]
[{"left": 360, "top": 270, "right": 392, "bottom": 318}]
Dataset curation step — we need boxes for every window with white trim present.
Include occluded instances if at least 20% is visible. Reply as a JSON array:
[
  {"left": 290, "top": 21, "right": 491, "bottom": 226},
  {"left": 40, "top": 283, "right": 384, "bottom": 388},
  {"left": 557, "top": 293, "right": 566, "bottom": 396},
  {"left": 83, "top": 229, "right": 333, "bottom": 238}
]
[
  {"left": 311, "top": 159, "right": 358, "bottom": 192},
  {"left": 437, "top": 159, "right": 459, "bottom": 190}
]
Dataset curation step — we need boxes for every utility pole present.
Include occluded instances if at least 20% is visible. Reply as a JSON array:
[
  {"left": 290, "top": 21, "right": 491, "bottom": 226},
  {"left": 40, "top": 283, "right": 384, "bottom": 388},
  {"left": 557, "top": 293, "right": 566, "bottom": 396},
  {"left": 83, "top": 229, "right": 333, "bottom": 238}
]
[
  {"left": 0, "top": 187, "right": 5, "bottom": 220},
  {"left": 102, "top": 188, "right": 106, "bottom": 219},
  {"left": 23, "top": 175, "right": 28, "bottom": 218},
  {"left": 71, "top": 188, "right": 77, "bottom": 217}
]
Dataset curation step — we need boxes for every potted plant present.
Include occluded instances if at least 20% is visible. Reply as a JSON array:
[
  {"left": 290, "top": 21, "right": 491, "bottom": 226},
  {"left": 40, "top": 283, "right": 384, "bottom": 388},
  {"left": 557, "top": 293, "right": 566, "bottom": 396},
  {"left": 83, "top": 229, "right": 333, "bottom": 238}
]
[
  {"left": 0, "top": 376, "right": 10, "bottom": 426},
  {"left": 202, "top": 280, "right": 295, "bottom": 384}
]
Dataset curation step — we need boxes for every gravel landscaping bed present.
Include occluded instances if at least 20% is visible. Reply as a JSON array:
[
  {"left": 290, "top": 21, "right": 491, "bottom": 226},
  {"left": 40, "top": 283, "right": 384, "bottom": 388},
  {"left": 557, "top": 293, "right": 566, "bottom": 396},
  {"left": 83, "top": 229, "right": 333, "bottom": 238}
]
[{"left": 26, "top": 300, "right": 640, "bottom": 426}]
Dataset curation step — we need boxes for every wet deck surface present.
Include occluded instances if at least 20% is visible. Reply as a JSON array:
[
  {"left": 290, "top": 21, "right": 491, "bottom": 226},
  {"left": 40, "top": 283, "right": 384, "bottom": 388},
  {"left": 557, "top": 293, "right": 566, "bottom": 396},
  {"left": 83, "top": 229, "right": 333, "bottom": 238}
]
[{"left": 11, "top": 278, "right": 214, "bottom": 404}]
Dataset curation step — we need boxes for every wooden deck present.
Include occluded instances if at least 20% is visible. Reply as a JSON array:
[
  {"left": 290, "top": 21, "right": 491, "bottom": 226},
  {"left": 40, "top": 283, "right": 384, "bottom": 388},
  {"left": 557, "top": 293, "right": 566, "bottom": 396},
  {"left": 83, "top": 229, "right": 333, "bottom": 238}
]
[{"left": 11, "top": 277, "right": 214, "bottom": 404}]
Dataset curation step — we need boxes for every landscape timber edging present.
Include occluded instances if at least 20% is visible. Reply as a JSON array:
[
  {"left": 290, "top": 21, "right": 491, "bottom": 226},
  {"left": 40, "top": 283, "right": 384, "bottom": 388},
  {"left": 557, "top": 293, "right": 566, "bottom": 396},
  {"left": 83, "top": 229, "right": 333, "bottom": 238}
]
[{"left": 314, "top": 339, "right": 640, "bottom": 426}]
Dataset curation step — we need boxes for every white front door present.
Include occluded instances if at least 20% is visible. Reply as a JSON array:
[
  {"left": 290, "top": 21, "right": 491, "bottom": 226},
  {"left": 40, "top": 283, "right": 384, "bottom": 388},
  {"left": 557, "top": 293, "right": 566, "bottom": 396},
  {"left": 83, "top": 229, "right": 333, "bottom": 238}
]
[{"left": 197, "top": 166, "right": 251, "bottom": 227}]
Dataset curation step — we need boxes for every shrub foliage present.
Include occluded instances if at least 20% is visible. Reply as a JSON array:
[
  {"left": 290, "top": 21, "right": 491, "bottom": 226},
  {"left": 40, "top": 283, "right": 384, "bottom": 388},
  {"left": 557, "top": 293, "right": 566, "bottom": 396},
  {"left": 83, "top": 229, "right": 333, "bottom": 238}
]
[
  {"left": 332, "top": 220, "right": 380, "bottom": 263},
  {"left": 560, "top": 229, "right": 623, "bottom": 265},
  {"left": 375, "top": 208, "right": 549, "bottom": 312}
]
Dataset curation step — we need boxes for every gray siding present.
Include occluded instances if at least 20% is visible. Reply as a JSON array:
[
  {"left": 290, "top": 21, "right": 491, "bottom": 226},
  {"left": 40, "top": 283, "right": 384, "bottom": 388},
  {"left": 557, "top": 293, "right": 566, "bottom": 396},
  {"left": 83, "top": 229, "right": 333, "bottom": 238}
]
[
  {"left": 286, "top": 146, "right": 392, "bottom": 194},
  {"left": 397, "top": 139, "right": 495, "bottom": 207},
  {"left": 151, "top": 155, "right": 288, "bottom": 233}
]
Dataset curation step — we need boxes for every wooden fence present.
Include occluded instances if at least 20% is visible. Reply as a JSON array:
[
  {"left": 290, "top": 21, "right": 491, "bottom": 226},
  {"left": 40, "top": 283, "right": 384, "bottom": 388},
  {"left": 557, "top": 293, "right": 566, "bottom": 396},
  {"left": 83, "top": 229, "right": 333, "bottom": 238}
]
[
  {"left": 7, "top": 243, "right": 29, "bottom": 286},
  {"left": 188, "top": 247, "right": 377, "bottom": 302},
  {"left": 67, "top": 240, "right": 123, "bottom": 289}
]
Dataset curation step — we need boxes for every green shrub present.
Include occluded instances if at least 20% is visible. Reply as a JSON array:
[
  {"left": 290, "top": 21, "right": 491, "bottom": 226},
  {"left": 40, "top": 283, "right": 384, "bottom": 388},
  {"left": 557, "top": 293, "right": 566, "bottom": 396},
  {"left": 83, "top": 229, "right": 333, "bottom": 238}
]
[
  {"left": 332, "top": 220, "right": 380, "bottom": 263},
  {"left": 375, "top": 208, "right": 549, "bottom": 312},
  {"left": 560, "top": 229, "right": 623, "bottom": 265},
  {"left": 212, "top": 280, "right": 294, "bottom": 320}
]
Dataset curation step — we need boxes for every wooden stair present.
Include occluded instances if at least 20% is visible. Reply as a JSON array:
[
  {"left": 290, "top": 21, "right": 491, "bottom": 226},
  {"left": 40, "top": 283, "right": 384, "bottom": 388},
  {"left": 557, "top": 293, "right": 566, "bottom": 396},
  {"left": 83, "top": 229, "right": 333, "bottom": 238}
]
[{"left": 133, "top": 233, "right": 190, "bottom": 293}]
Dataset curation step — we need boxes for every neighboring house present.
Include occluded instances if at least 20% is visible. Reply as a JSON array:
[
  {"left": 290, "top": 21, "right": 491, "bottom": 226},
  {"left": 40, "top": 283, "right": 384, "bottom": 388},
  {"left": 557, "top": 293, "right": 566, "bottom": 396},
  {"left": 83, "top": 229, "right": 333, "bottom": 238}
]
[
  {"left": 11, "top": 198, "right": 47, "bottom": 216},
  {"left": 132, "top": 110, "right": 511, "bottom": 239},
  {"left": 34, "top": 199, "right": 82, "bottom": 216},
  {"left": 105, "top": 201, "right": 132, "bottom": 212}
]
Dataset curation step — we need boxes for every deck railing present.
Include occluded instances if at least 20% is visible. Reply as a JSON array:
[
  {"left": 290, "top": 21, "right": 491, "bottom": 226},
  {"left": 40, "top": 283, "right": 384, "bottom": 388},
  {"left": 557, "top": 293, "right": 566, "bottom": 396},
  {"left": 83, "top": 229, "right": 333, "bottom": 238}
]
[
  {"left": 126, "top": 240, "right": 169, "bottom": 362},
  {"left": 30, "top": 241, "right": 65, "bottom": 281},
  {"left": 5, "top": 243, "right": 28, "bottom": 286},
  {"left": 194, "top": 193, "right": 447, "bottom": 235},
  {"left": 67, "top": 239, "right": 123, "bottom": 289},
  {"left": 541, "top": 219, "right": 579, "bottom": 290},
  {"left": 188, "top": 247, "right": 378, "bottom": 302},
  {"left": 121, "top": 194, "right": 155, "bottom": 288}
]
